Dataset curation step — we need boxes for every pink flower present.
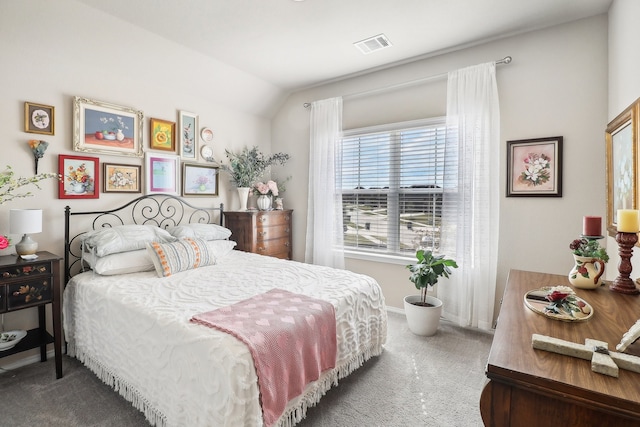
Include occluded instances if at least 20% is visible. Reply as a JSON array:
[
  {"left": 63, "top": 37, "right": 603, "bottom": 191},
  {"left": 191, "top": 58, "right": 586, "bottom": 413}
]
[
  {"left": 0, "top": 235, "right": 9, "bottom": 250},
  {"left": 267, "top": 180, "right": 278, "bottom": 196},
  {"left": 255, "top": 182, "right": 270, "bottom": 194}
]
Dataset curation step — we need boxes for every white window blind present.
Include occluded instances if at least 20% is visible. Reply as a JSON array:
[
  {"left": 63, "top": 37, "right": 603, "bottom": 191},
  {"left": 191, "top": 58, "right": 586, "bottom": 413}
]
[{"left": 340, "top": 118, "right": 458, "bottom": 257}]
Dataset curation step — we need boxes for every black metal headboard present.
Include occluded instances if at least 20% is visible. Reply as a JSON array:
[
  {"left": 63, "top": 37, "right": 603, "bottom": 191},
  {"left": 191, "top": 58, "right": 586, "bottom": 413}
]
[{"left": 64, "top": 193, "right": 224, "bottom": 283}]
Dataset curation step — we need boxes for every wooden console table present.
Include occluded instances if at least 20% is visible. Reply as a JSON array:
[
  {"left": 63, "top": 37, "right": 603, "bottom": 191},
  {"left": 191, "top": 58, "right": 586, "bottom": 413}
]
[{"left": 480, "top": 269, "right": 640, "bottom": 426}]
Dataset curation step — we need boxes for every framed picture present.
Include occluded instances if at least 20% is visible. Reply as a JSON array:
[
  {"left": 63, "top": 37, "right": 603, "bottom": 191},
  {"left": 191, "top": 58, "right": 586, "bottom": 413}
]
[
  {"left": 73, "top": 96, "right": 143, "bottom": 157},
  {"left": 506, "top": 136, "right": 563, "bottom": 197},
  {"left": 24, "top": 102, "right": 54, "bottom": 135},
  {"left": 606, "top": 99, "right": 639, "bottom": 237},
  {"left": 58, "top": 154, "right": 99, "bottom": 199},
  {"left": 145, "top": 153, "right": 179, "bottom": 195},
  {"left": 150, "top": 118, "right": 176, "bottom": 152},
  {"left": 179, "top": 111, "right": 198, "bottom": 160},
  {"left": 103, "top": 163, "right": 142, "bottom": 193},
  {"left": 182, "top": 163, "right": 219, "bottom": 197}
]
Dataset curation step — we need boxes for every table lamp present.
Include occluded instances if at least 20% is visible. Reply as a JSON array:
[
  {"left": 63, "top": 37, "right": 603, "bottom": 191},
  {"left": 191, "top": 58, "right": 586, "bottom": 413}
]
[{"left": 10, "top": 209, "right": 42, "bottom": 259}]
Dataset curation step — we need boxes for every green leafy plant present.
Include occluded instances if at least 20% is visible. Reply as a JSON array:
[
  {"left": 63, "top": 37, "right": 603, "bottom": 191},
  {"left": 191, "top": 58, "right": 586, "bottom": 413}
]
[
  {"left": 221, "top": 146, "right": 290, "bottom": 188},
  {"left": 0, "top": 165, "right": 60, "bottom": 205},
  {"left": 569, "top": 238, "right": 609, "bottom": 262},
  {"left": 406, "top": 249, "right": 458, "bottom": 306}
]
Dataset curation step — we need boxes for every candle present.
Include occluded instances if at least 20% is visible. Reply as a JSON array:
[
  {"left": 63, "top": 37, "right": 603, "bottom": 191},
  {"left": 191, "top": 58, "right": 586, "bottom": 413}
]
[
  {"left": 617, "top": 209, "right": 640, "bottom": 233},
  {"left": 582, "top": 216, "right": 602, "bottom": 237}
]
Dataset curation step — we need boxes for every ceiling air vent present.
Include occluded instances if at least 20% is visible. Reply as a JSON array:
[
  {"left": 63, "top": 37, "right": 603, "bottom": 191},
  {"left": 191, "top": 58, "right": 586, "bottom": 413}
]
[{"left": 354, "top": 34, "right": 392, "bottom": 55}]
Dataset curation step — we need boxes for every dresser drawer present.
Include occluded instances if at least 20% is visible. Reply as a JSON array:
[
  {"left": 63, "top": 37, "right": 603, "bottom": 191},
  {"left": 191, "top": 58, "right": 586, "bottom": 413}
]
[
  {"left": 255, "top": 237, "right": 291, "bottom": 255},
  {"left": 256, "top": 225, "right": 291, "bottom": 241},
  {"left": 256, "top": 212, "right": 292, "bottom": 227},
  {"left": 0, "top": 262, "right": 52, "bottom": 282},
  {"left": 7, "top": 277, "right": 52, "bottom": 310},
  {"left": 0, "top": 286, "right": 6, "bottom": 313}
]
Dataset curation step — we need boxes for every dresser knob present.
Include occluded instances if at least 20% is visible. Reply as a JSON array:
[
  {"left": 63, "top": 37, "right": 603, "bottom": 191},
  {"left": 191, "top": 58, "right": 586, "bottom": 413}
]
[
  {"left": 285, "top": 228, "right": 290, "bottom": 233},
  {"left": 259, "top": 216, "right": 266, "bottom": 222},
  {"left": 258, "top": 247, "right": 266, "bottom": 251},
  {"left": 259, "top": 231, "right": 267, "bottom": 236},
  {"left": 284, "top": 242, "right": 290, "bottom": 247},
  {"left": 285, "top": 216, "right": 290, "bottom": 221}
]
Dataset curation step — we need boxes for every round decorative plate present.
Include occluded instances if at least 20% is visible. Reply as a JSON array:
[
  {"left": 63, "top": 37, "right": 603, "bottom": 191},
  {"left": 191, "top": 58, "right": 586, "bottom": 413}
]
[
  {"left": 200, "top": 145, "right": 214, "bottom": 161},
  {"left": 0, "top": 330, "right": 27, "bottom": 351},
  {"left": 524, "top": 287, "right": 593, "bottom": 322},
  {"left": 200, "top": 127, "right": 214, "bottom": 142}
]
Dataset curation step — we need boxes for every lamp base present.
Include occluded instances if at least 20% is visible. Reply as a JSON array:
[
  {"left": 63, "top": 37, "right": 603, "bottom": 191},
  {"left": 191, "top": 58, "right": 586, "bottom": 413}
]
[{"left": 15, "top": 234, "right": 38, "bottom": 257}]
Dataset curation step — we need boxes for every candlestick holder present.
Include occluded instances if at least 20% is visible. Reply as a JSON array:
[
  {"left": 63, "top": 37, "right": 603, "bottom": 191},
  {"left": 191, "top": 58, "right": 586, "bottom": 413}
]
[{"left": 611, "top": 231, "right": 640, "bottom": 294}]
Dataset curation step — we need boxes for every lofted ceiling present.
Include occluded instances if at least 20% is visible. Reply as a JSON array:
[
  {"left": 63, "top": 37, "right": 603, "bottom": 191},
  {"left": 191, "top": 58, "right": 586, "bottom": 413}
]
[{"left": 75, "top": 0, "right": 612, "bottom": 91}]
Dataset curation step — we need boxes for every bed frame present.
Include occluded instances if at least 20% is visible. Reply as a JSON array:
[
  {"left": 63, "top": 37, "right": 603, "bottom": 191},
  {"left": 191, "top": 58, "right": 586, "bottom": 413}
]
[{"left": 64, "top": 193, "right": 224, "bottom": 283}]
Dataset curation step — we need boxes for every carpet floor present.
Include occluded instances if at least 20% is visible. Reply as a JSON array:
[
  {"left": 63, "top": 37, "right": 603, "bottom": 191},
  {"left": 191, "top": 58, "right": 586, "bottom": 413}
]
[{"left": 0, "top": 312, "right": 493, "bottom": 426}]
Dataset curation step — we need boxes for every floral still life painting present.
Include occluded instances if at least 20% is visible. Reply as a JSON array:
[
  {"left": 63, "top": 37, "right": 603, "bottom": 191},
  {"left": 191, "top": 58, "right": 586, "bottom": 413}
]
[
  {"left": 507, "top": 137, "right": 563, "bottom": 197},
  {"left": 58, "top": 154, "right": 99, "bottom": 199},
  {"left": 182, "top": 163, "right": 218, "bottom": 196}
]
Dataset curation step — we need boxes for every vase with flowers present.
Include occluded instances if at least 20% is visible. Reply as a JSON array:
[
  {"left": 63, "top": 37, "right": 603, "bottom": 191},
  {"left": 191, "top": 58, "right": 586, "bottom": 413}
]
[
  {"left": 66, "top": 163, "right": 93, "bottom": 194},
  {"left": 253, "top": 180, "right": 279, "bottom": 210},
  {"left": 568, "top": 238, "right": 609, "bottom": 289}
]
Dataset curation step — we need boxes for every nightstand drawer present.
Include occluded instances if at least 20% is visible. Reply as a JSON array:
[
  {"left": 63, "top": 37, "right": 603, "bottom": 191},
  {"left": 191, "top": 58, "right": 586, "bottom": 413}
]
[
  {"left": 256, "top": 212, "right": 291, "bottom": 227},
  {"left": 256, "top": 225, "right": 291, "bottom": 241},
  {"left": 0, "top": 287, "right": 5, "bottom": 313},
  {"left": 7, "top": 278, "right": 52, "bottom": 310},
  {"left": 0, "top": 262, "right": 52, "bottom": 282}
]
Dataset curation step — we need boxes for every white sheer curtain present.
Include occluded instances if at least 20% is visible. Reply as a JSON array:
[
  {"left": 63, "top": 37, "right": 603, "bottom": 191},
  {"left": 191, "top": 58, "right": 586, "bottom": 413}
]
[
  {"left": 305, "top": 97, "right": 345, "bottom": 269},
  {"left": 439, "top": 63, "right": 500, "bottom": 331}
]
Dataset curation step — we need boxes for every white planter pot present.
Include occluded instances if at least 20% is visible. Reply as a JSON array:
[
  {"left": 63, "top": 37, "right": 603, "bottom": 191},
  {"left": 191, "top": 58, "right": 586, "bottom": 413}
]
[{"left": 403, "top": 295, "right": 443, "bottom": 336}]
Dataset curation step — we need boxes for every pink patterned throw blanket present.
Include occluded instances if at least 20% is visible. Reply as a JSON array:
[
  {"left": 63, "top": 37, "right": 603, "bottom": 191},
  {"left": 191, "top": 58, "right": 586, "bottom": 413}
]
[{"left": 190, "top": 288, "right": 337, "bottom": 427}]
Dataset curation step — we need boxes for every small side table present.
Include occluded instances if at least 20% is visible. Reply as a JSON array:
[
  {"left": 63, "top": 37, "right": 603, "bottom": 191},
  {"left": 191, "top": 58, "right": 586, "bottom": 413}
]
[{"left": 0, "top": 251, "right": 63, "bottom": 378}]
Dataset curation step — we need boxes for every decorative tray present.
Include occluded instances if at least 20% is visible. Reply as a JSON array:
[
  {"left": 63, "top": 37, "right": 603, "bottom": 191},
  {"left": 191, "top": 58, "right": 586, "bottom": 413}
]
[
  {"left": 0, "top": 330, "right": 27, "bottom": 351},
  {"left": 524, "top": 286, "right": 593, "bottom": 322}
]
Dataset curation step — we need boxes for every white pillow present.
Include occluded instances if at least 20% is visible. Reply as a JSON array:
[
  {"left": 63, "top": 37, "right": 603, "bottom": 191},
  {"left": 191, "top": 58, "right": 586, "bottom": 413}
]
[
  {"left": 167, "top": 223, "right": 231, "bottom": 241},
  {"left": 206, "top": 240, "right": 237, "bottom": 259},
  {"left": 84, "top": 249, "right": 155, "bottom": 276},
  {"left": 81, "top": 225, "right": 176, "bottom": 257},
  {"left": 146, "top": 238, "right": 217, "bottom": 277}
]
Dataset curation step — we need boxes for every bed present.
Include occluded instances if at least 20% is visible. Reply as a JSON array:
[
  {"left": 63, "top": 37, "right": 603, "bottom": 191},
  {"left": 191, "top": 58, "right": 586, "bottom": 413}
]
[{"left": 62, "top": 194, "right": 387, "bottom": 427}]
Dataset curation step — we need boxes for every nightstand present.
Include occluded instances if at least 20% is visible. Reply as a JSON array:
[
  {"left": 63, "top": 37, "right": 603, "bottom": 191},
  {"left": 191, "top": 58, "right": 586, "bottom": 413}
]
[
  {"left": 0, "top": 251, "right": 63, "bottom": 378},
  {"left": 224, "top": 210, "right": 293, "bottom": 259}
]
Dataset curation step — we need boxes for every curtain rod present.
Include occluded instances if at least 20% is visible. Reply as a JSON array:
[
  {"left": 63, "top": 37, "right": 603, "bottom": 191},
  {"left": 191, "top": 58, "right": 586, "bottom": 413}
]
[{"left": 303, "top": 56, "right": 512, "bottom": 108}]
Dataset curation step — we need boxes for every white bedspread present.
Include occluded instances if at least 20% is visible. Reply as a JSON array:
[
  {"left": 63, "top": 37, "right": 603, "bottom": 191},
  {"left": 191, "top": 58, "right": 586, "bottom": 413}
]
[{"left": 63, "top": 250, "right": 387, "bottom": 427}]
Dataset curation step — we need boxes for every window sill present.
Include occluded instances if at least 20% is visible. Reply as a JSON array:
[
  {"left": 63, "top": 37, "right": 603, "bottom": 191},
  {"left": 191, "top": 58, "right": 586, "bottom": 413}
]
[{"left": 343, "top": 249, "right": 413, "bottom": 266}]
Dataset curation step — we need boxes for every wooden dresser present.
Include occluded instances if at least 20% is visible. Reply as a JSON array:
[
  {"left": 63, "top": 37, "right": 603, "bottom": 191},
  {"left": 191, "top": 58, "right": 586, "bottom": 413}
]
[
  {"left": 480, "top": 269, "right": 640, "bottom": 426},
  {"left": 223, "top": 210, "right": 292, "bottom": 259}
]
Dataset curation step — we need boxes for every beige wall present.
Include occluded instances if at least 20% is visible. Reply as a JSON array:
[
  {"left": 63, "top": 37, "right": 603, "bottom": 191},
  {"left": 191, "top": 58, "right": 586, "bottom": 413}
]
[
  {"left": 0, "top": 0, "right": 283, "bottom": 366},
  {"left": 272, "top": 15, "right": 609, "bottom": 314}
]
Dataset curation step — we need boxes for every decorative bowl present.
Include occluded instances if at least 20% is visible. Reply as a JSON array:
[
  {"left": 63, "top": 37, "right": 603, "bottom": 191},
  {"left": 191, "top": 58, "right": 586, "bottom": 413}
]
[{"left": 0, "top": 330, "right": 27, "bottom": 351}]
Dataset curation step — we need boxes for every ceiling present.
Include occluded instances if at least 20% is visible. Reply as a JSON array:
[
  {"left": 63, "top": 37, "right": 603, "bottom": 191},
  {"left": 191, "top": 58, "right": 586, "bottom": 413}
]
[{"left": 75, "top": 0, "right": 612, "bottom": 91}]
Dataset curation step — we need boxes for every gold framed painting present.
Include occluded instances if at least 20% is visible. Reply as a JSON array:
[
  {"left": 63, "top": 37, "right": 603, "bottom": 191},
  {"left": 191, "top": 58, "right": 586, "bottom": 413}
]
[
  {"left": 150, "top": 118, "right": 176, "bottom": 152},
  {"left": 24, "top": 102, "right": 55, "bottom": 135},
  {"left": 606, "top": 98, "right": 639, "bottom": 237}
]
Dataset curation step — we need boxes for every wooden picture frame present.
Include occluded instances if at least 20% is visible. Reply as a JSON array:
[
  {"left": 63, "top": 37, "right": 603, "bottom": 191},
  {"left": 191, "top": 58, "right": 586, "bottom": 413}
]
[
  {"left": 150, "top": 118, "right": 176, "bottom": 152},
  {"left": 58, "top": 154, "right": 99, "bottom": 199},
  {"left": 24, "top": 102, "right": 54, "bottom": 135},
  {"left": 182, "top": 163, "right": 219, "bottom": 197},
  {"left": 73, "top": 96, "right": 143, "bottom": 158},
  {"left": 506, "top": 136, "right": 563, "bottom": 197},
  {"left": 606, "top": 99, "right": 639, "bottom": 237},
  {"left": 103, "top": 163, "right": 142, "bottom": 193},
  {"left": 145, "top": 153, "right": 179, "bottom": 195},
  {"left": 179, "top": 111, "right": 198, "bottom": 160}
]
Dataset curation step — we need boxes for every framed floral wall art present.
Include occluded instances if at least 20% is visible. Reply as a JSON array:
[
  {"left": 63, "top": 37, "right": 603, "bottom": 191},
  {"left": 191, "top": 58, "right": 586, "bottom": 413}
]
[
  {"left": 58, "top": 154, "right": 99, "bottom": 199},
  {"left": 24, "top": 102, "right": 54, "bottom": 135},
  {"left": 103, "top": 163, "right": 141, "bottom": 193},
  {"left": 73, "top": 96, "right": 143, "bottom": 157},
  {"left": 145, "top": 153, "right": 179, "bottom": 195},
  {"left": 606, "top": 99, "right": 639, "bottom": 237},
  {"left": 150, "top": 118, "right": 176, "bottom": 152},
  {"left": 179, "top": 111, "right": 198, "bottom": 160},
  {"left": 182, "top": 163, "right": 218, "bottom": 197},
  {"left": 506, "top": 136, "right": 563, "bottom": 197}
]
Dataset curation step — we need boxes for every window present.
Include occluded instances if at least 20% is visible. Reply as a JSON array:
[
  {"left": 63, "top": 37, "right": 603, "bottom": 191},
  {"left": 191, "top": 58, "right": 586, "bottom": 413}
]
[{"left": 340, "top": 118, "right": 457, "bottom": 257}]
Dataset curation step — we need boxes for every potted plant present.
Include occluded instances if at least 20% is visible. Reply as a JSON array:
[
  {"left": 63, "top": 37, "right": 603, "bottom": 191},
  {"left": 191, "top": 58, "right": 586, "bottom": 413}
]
[
  {"left": 568, "top": 238, "right": 609, "bottom": 289},
  {"left": 404, "top": 249, "right": 458, "bottom": 336},
  {"left": 220, "top": 146, "right": 289, "bottom": 210}
]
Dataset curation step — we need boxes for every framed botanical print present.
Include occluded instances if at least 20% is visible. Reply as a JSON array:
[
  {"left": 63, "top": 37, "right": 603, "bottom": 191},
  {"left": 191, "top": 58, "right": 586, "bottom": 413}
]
[
  {"left": 606, "top": 99, "right": 639, "bottom": 237},
  {"left": 179, "top": 111, "right": 198, "bottom": 160},
  {"left": 145, "top": 153, "right": 179, "bottom": 195},
  {"left": 24, "top": 102, "right": 54, "bottom": 135},
  {"left": 73, "top": 96, "right": 143, "bottom": 157},
  {"left": 150, "top": 118, "right": 176, "bottom": 152},
  {"left": 182, "top": 163, "right": 219, "bottom": 196},
  {"left": 103, "top": 163, "right": 142, "bottom": 193},
  {"left": 506, "top": 136, "right": 563, "bottom": 197},
  {"left": 58, "top": 154, "right": 99, "bottom": 199}
]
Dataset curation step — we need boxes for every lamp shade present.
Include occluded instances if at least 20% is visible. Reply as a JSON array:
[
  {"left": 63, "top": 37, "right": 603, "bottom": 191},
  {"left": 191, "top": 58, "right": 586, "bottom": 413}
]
[{"left": 10, "top": 209, "right": 43, "bottom": 235}]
